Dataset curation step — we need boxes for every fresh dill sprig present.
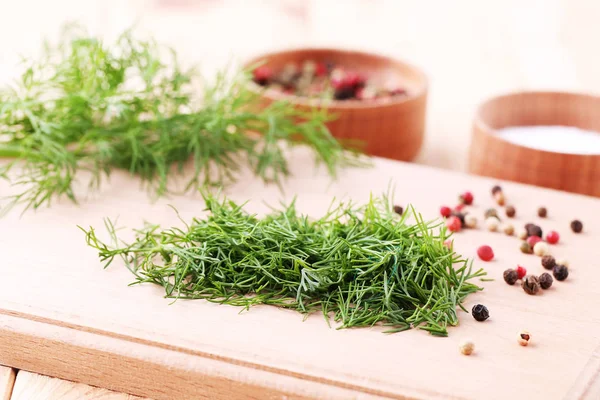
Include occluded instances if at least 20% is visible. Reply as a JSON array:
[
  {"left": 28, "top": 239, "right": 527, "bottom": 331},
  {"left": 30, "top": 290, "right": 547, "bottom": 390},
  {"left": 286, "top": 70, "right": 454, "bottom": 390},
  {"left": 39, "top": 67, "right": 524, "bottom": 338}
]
[
  {"left": 81, "top": 192, "right": 485, "bottom": 336},
  {"left": 0, "top": 25, "right": 361, "bottom": 215}
]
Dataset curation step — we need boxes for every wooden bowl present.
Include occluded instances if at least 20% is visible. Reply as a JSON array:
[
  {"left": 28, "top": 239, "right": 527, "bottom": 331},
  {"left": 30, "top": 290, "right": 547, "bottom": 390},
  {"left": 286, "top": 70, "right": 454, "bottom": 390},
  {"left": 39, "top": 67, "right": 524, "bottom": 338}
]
[
  {"left": 244, "top": 48, "right": 428, "bottom": 161},
  {"left": 468, "top": 91, "right": 600, "bottom": 197}
]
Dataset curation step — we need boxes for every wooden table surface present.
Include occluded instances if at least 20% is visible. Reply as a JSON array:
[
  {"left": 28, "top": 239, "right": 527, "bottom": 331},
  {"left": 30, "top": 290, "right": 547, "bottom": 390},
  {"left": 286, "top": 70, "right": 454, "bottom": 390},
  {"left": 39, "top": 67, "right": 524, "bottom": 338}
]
[
  {"left": 0, "top": 369, "right": 148, "bottom": 400},
  {"left": 1, "top": 147, "right": 600, "bottom": 399}
]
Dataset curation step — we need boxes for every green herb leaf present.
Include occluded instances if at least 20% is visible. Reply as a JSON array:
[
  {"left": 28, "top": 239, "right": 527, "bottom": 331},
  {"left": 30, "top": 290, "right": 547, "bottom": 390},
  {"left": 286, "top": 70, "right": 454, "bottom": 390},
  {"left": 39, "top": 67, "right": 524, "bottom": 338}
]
[
  {"left": 81, "top": 191, "right": 485, "bottom": 336},
  {"left": 0, "top": 25, "right": 363, "bottom": 215}
]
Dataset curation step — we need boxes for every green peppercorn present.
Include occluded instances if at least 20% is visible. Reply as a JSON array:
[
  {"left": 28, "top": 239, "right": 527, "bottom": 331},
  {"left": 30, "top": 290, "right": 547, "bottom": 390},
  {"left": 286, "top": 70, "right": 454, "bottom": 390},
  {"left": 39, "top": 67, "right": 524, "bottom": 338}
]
[
  {"left": 471, "top": 304, "right": 490, "bottom": 321},
  {"left": 505, "top": 205, "right": 516, "bottom": 218},
  {"left": 393, "top": 205, "right": 403, "bottom": 215},
  {"left": 537, "top": 207, "right": 547, "bottom": 218},
  {"left": 541, "top": 255, "right": 556, "bottom": 270},
  {"left": 503, "top": 269, "right": 518, "bottom": 285},
  {"left": 520, "top": 241, "right": 533, "bottom": 254},
  {"left": 484, "top": 208, "right": 499, "bottom": 219},
  {"left": 553, "top": 265, "right": 569, "bottom": 281},
  {"left": 571, "top": 219, "right": 583, "bottom": 233},
  {"left": 539, "top": 273, "right": 553, "bottom": 289},
  {"left": 522, "top": 275, "right": 540, "bottom": 295}
]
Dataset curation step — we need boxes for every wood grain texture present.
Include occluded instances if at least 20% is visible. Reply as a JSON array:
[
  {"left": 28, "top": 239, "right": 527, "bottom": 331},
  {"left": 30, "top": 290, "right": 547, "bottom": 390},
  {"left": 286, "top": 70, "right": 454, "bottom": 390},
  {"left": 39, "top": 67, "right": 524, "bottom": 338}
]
[
  {"left": 1, "top": 147, "right": 600, "bottom": 399},
  {"left": 245, "top": 48, "right": 428, "bottom": 161},
  {"left": 468, "top": 91, "right": 600, "bottom": 197},
  {"left": 11, "top": 371, "right": 145, "bottom": 400},
  {"left": 0, "top": 367, "right": 16, "bottom": 400}
]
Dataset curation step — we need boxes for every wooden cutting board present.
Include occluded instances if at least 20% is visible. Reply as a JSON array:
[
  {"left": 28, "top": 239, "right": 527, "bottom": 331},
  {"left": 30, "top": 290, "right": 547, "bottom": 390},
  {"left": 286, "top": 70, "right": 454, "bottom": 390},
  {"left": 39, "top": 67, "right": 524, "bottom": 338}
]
[{"left": 1, "top": 147, "right": 599, "bottom": 400}]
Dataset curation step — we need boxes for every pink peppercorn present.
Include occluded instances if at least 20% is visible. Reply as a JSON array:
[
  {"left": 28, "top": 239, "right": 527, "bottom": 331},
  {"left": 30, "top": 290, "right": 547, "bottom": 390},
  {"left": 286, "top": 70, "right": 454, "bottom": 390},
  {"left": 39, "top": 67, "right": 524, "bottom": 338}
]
[
  {"left": 477, "top": 245, "right": 494, "bottom": 261},
  {"left": 446, "top": 216, "right": 462, "bottom": 232},
  {"left": 461, "top": 191, "right": 474, "bottom": 205},
  {"left": 440, "top": 206, "right": 452, "bottom": 218},
  {"left": 455, "top": 204, "right": 465, "bottom": 212},
  {"left": 526, "top": 235, "right": 542, "bottom": 247},
  {"left": 253, "top": 66, "right": 273, "bottom": 85},
  {"left": 516, "top": 265, "right": 527, "bottom": 279},
  {"left": 546, "top": 230, "right": 560, "bottom": 244},
  {"left": 315, "top": 62, "right": 328, "bottom": 77}
]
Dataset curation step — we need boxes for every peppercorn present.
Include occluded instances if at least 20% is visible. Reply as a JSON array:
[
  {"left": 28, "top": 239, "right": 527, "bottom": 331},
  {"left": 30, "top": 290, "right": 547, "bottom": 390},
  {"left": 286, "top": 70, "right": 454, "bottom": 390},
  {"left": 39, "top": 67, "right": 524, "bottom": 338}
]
[
  {"left": 477, "top": 245, "right": 494, "bottom": 261},
  {"left": 522, "top": 275, "right": 540, "bottom": 295},
  {"left": 526, "top": 235, "right": 542, "bottom": 248},
  {"left": 571, "top": 219, "right": 583, "bottom": 233},
  {"left": 459, "top": 191, "right": 474, "bottom": 205},
  {"left": 485, "top": 216, "right": 500, "bottom": 232},
  {"left": 464, "top": 214, "right": 478, "bottom": 228},
  {"left": 454, "top": 204, "right": 465, "bottom": 212},
  {"left": 471, "top": 304, "right": 490, "bottom": 321},
  {"left": 518, "top": 330, "right": 531, "bottom": 346},
  {"left": 553, "top": 265, "right": 569, "bottom": 281},
  {"left": 516, "top": 265, "right": 527, "bottom": 279},
  {"left": 516, "top": 228, "right": 528, "bottom": 240},
  {"left": 459, "top": 340, "right": 475, "bottom": 355},
  {"left": 440, "top": 206, "right": 452, "bottom": 218},
  {"left": 494, "top": 191, "right": 506, "bottom": 206},
  {"left": 484, "top": 208, "right": 498, "bottom": 219},
  {"left": 541, "top": 255, "right": 556, "bottom": 270},
  {"left": 503, "top": 269, "right": 518, "bottom": 285},
  {"left": 539, "top": 273, "right": 553, "bottom": 289},
  {"left": 526, "top": 224, "right": 542, "bottom": 238},
  {"left": 252, "top": 66, "right": 273, "bottom": 86},
  {"left": 505, "top": 205, "right": 516, "bottom": 218},
  {"left": 557, "top": 258, "right": 569, "bottom": 267},
  {"left": 446, "top": 216, "right": 462, "bottom": 232},
  {"left": 451, "top": 211, "right": 466, "bottom": 227},
  {"left": 533, "top": 241, "right": 550, "bottom": 257},
  {"left": 334, "top": 86, "right": 355, "bottom": 100},
  {"left": 491, "top": 185, "right": 502, "bottom": 195},
  {"left": 501, "top": 223, "right": 514, "bottom": 236},
  {"left": 537, "top": 207, "right": 547, "bottom": 218},
  {"left": 520, "top": 241, "right": 533, "bottom": 254},
  {"left": 393, "top": 205, "right": 403, "bottom": 215},
  {"left": 546, "top": 230, "right": 560, "bottom": 244}
]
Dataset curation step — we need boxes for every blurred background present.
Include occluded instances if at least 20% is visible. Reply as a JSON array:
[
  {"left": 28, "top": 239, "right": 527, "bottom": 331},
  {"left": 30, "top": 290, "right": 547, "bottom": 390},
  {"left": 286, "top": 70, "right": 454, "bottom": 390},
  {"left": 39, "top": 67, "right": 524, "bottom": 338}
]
[{"left": 1, "top": 0, "right": 598, "bottom": 171}]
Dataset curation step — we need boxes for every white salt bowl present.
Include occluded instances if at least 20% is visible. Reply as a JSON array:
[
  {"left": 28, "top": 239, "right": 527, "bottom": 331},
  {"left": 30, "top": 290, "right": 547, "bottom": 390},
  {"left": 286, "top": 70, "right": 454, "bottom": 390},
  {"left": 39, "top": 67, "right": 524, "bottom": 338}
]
[{"left": 468, "top": 91, "right": 600, "bottom": 197}]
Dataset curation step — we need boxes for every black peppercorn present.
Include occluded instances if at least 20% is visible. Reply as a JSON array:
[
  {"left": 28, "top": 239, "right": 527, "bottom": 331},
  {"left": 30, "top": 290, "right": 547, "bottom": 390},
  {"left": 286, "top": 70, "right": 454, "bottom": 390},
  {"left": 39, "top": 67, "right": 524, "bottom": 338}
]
[
  {"left": 553, "top": 265, "right": 569, "bottom": 281},
  {"left": 571, "top": 219, "right": 583, "bottom": 233},
  {"left": 537, "top": 207, "right": 547, "bottom": 218},
  {"left": 503, "top": 269, "right": 518, "bottom": 285},
  {"left": 525, "top": 223, "right": 542, "bottom": 238},
  {"left": 471, "top": 304, "right": 490, "bottom": 321},
  {"left": 522, "top": 275, "right": 540, "bottom": 295},
  {"left": 393, "top": 205, "right": 403, "bottom": 215},
  {"left": 334, "top": 86, "right": 355, "bottom": 100},
  {"left": 484, "top": 208, "right": 499, "bottom": 219},
  {"left": 505, "top": 205, "right": 516, "bottom": 218},
  {"left": 541, "top": 255, "right": 556, "bottom": 270},
  {"left": 491, "top": 185, "right": 502, "bottom": 195},
  {"left": 539, "top": 272, "right": 553, "bottom": 289}
]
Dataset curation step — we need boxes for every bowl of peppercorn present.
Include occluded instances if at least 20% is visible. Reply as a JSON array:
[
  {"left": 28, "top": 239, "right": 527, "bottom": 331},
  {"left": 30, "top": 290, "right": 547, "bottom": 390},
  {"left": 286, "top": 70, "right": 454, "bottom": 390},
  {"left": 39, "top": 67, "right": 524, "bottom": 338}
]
[
  {"left": 244, "top": 48, "right": 428, "bottom": 161},
  {"left": 469, "top": 91, "right": 600, "bottom": 197}
]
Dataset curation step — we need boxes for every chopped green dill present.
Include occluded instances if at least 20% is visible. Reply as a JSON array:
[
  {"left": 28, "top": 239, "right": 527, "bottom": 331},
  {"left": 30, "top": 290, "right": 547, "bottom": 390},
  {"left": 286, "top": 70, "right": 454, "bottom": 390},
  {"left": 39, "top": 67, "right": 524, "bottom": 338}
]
[
  {"left": 81, "top": 191, "right": 485, "bottom": 336},
  {"left": 0, "top": 25, "right": 361, "bottom": 215}
]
